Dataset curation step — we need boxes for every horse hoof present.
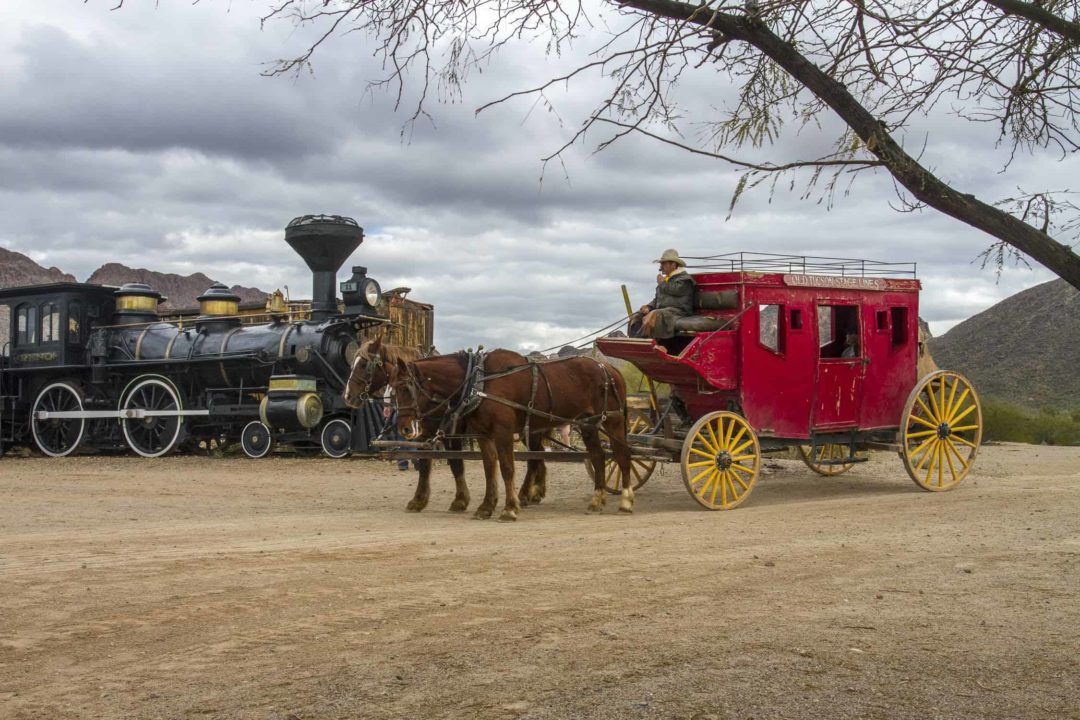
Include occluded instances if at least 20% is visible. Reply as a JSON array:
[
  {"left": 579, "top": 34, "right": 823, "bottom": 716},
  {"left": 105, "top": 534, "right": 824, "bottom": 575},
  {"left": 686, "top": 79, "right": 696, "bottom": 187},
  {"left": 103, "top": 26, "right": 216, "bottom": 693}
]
[
  {"left": 586, "top": 502, "right": 604, "bottom": 513},
  {"left": 473, "top": 508, "right": 493, "bottom": 520},
  {"left": 528, "top": 487, "right": 544, "bottom": 504},
  {"left": 405, "top": 500, "right": 426, "bottom": 513},
  {"left": 449, "top": 499, "right": 469, "bottom": 512},
  {"left": 618, "top": 504, "right": 634, "bottom": 514},
  {"left": 499, "top": 510, "right": 518, "bottom": 522},
  {"left": 517, "top": 494, "right": 530, "bottom": 508}
]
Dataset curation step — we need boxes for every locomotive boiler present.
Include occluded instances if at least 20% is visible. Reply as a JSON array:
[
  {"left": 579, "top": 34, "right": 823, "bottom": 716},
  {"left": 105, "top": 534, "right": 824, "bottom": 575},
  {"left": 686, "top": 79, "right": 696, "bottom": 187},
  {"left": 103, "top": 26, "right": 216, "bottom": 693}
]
[{"left": 0, "top": 215, "right": 387, "bottom": 459}]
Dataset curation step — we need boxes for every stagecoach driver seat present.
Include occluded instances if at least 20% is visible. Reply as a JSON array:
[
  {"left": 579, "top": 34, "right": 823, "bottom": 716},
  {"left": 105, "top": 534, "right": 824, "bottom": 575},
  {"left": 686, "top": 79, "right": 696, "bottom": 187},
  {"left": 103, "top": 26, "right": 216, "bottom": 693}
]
[{"left": 629, "top": 248, "right": 697, "bottom": 340}]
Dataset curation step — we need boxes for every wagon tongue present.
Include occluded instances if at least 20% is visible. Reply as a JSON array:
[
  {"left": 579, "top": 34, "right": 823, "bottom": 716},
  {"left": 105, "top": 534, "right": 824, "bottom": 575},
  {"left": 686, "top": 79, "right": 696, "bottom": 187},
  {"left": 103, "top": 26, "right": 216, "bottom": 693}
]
[{"left": 284, "top": 214, "right": 365, "bottom": 321}]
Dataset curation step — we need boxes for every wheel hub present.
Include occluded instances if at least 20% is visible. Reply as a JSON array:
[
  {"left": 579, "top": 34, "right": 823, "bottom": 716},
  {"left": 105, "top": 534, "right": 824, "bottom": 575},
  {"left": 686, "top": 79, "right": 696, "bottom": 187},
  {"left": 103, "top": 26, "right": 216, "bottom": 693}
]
[
  {"left": 937, "top": 422, "right": 951, "bottom": 439},
  {"left": 715, "top": 451, "right": 732, "bottom": 470}
]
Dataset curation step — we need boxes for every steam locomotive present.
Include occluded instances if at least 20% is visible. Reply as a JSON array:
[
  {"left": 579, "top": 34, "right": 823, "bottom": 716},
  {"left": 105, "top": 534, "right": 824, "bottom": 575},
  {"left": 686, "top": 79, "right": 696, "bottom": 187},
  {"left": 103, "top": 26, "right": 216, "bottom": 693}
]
[{"left": 0, "top": 215, "right": 387, "bottom": 459}]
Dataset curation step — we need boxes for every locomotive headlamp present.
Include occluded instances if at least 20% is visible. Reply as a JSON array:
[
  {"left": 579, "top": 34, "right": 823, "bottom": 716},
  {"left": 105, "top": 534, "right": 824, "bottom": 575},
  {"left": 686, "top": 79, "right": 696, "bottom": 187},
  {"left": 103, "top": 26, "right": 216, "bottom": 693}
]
[
  {"left": 362, "top": 278, "right": 382, "bottom": 308},
  {"left": 341, "top": 266, "right": 385, "bottom": 316}
]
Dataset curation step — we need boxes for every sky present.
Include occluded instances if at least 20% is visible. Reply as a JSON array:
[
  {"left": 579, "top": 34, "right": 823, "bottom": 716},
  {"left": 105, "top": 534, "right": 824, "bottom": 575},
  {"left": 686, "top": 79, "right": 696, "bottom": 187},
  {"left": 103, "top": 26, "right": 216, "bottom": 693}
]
[{"left": 0, "top": 1, "right": 1071, "bottom": 352}]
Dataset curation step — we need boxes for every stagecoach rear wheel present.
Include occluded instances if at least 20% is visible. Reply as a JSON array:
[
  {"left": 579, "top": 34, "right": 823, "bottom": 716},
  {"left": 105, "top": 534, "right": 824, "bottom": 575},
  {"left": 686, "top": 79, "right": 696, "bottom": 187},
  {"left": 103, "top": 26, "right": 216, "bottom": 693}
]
[
  {"left": 899, "top": 370, "right": 982, "bottom": 491},
  {"left": 320, "top": 419, "right": 352, "bottom": 458},
  {"left": 586, "top": 412, "right": 657, "bottom": 494},
  {"left": 31, "top": 382, "right": 86, "bottom": 457},
  {"left": 120, "top": 377, "right": 184, "bottom": 458},
  {"left": 240, "top": 421, "right": 273, "bottom": 459},
  {"left": 798, "top": 443, "right": 856, "bottom": 476},
  {"left": 680, "top": 411, "right": 761, "bottom": 510}
]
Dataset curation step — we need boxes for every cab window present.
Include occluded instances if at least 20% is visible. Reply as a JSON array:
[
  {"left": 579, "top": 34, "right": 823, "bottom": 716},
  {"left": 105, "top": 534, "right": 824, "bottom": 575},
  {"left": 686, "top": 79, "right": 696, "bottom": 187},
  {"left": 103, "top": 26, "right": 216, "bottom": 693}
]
[
  {"left": 40, "top": 302, "right": 60, "bottom": 343},
  {"left": 16, "top": 304, "right": 37, "bottom": 345}
]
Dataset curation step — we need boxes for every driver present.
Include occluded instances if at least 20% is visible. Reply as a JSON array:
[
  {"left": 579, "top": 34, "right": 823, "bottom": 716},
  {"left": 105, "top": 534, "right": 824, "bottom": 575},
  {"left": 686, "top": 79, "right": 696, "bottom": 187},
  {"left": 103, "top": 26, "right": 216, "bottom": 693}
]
[{"left": 632, "top": 249, "right": 696, "bottom": 339}]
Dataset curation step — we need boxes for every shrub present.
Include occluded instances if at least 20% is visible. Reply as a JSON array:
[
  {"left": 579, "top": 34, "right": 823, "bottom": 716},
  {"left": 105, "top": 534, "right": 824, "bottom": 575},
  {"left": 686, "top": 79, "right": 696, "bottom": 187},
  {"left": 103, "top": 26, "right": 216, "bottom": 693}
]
[{"left": 982, "top": 398, "right": 1080, "bottom": 446}]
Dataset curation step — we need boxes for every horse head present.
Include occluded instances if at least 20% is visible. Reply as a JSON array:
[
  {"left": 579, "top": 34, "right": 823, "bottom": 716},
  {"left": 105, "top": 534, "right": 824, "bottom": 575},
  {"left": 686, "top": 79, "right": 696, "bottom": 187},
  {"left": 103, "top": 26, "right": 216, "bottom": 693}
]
[{"left": 342, "top": 337, "right": 387, "bottom": 408}]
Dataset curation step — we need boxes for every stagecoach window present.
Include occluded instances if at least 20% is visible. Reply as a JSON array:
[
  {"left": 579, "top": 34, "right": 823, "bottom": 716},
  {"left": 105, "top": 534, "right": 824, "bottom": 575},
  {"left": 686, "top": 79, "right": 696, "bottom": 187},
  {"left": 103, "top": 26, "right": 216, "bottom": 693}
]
[
  {"left": 790, "top": 309, "right": 803, "bottom": 330},
  {"left": 890, "top": 307, "right": 909, "bottom": 348},
  {"left": 818, "top": 304, "right": 859, "bottom": 358},
  {"left": 40, "top": 303, "right": 60, "bottom": 343},
  {"left": 67, "top": 300, "right": 82, "bottom": 343},
  {"left": 16, "top": 305, "right": 37, "bottom": 346},
  {"left": 758, "top": 304, "right": 784, "bottom": 354},
  {"left": 876, "top": 310, "right": 889, "bottom": 331}
]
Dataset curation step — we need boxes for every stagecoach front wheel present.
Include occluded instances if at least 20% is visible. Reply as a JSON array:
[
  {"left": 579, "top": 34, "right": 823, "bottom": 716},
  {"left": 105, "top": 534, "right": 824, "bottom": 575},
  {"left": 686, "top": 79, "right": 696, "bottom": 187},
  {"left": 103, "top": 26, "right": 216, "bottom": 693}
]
[
  {"left": 798, "top": 443, "right": 856, "bottom": 476},
  {"left": 899, "top": 370, "right": 982, "bottom": 491},
  {"left": 587, "top": 411, "right": 657, "bottom": 494},
  {"left": 680, "top": 411, "right": 761, "bottom": 510}
]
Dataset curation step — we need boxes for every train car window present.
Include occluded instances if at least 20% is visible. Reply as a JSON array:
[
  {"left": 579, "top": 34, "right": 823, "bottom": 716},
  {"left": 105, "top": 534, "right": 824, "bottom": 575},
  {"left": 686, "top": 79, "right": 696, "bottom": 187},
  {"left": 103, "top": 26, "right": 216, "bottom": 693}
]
[
  {"left": 0, "top": 305, "right": 9, "bottom": 355},
  {"left": 818, "top": 304, "right": 859, "bottom": 358},
  {"left": 40, "top": 303, "right": 60, "bottom": 343},
  {"left": 890, "top": 307, "right": 909, "bottom": 348},
  {"left": 16, "top": 304, "right": 38, "bottom": 345},
  {"left": 758, "top": 304, "right": 784, "bottom": 354},
  {"left": 68, "top": 300, "right": 82, "bottom": 343}
]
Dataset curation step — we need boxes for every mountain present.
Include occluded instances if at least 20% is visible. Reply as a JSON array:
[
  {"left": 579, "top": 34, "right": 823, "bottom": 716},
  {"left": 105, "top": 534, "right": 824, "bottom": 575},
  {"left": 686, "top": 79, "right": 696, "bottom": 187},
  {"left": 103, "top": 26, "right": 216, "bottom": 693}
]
[
  {"left": 86, "top": 263, "right": 267, "bottom": 311},
  {"left": 929, "top": 279, "right": 1080, "bottom": 410},
  {"left": 0, "top": 246, "right": 76, "bottom": 287}
]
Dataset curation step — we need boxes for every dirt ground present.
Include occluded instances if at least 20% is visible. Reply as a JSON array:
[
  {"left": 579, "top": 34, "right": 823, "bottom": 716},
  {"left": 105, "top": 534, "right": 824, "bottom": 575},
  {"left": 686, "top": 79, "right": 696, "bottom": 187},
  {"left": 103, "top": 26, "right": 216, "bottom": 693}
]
[{"left": 0, "top": 443, "right": 1077, "bottom": 720}]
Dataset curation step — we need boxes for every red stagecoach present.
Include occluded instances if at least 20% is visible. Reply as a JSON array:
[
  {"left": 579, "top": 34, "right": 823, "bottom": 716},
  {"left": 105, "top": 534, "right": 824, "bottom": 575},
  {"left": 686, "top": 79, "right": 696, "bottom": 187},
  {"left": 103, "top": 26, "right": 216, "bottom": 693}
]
[{"left": 596, "top": 253, "right": 983, "bottom": 510}]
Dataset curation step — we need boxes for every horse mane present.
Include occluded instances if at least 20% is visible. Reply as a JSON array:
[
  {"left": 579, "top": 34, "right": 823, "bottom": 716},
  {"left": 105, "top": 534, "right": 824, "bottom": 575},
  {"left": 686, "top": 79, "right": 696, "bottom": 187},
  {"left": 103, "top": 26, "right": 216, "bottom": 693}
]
[{"left": 383, "top": 343, "right": 422, "bottom": 365}]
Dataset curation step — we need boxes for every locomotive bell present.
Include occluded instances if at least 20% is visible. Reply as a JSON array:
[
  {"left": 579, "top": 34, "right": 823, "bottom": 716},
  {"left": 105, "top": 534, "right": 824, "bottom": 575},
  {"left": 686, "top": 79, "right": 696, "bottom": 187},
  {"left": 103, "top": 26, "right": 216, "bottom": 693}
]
[
  {"left": 259, "top": 375, "right": 324, "bottom": 431},
  {"left": 284, "top": 215, "right": 364, "bottom": 322}
]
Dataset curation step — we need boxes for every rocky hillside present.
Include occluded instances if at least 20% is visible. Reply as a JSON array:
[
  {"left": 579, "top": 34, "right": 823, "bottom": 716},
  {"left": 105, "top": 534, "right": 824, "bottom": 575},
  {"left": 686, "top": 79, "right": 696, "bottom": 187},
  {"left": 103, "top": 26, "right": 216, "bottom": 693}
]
[
  {"left": 0, "top": 246, "right": 76, "bottom": 287},
  {"left": 86, "top": 264, "right": 267, "bottom": 311},
  {"left": 929, "top": 278, "right": 1080, "bottom": 410}
]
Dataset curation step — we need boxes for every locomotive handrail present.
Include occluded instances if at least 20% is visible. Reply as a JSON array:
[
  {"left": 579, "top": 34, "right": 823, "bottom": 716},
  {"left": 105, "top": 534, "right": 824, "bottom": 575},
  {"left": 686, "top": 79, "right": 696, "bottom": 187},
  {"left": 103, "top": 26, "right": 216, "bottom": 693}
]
[{"left": 682, "top": 252, "right": 916, "bottom": 278}]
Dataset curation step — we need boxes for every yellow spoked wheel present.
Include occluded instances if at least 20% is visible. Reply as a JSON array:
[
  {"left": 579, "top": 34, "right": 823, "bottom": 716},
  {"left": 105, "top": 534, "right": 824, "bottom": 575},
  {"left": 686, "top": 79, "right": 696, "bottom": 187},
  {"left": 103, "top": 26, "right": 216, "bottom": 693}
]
[
  {"left": 798, "top": 443, "right": 857, "bottom": 476},
  {"left": 680, "top": 411, "right": 761, "bottom": 510},
  {"left": 585, "top": 412, "right": 657, "bottom": 494},
  {"left": 899, "top": 370, "right": 982, "bottom": 491}
]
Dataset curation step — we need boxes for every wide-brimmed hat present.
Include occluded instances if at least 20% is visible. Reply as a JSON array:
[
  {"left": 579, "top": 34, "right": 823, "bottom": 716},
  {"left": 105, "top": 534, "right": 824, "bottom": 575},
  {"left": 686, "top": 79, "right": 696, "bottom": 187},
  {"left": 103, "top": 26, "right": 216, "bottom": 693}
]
[{"left": 654, "top": 248, "right": 686, "bottom": 267}]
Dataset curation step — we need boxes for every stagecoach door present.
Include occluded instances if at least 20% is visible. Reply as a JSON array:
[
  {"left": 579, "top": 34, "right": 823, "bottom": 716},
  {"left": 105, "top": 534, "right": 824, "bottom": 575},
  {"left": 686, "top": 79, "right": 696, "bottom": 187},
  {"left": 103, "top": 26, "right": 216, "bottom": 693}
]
[{"left": 811, "top": 304, "right": 865, "bottom": 429}]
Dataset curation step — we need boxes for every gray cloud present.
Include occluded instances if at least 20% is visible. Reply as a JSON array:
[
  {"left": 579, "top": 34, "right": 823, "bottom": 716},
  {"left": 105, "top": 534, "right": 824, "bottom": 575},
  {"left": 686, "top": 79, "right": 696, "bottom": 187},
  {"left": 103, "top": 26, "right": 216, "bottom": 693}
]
[{"left": 0, "top": 1, "right": 1064, "bottom": 352}]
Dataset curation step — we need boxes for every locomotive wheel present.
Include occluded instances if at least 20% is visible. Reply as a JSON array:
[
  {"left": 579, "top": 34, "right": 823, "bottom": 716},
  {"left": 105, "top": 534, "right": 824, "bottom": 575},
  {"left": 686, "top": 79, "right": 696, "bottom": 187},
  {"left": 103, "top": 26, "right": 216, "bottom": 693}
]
[
  {"left": 680, "top": 411, "right": 761, "bottom": 510},
  {"left": 240, "top": 421, "right": 273, "bottom": 459},
  {"left": 320, "top": 419, "right": 352, "bottom": 458},
  {"left": 31, "top": 382, "right": 86, "bottom": 457},
  {"left": 121, "top": 377, "right": 184, "bottom": 458},
  {"left": 899, "top": 370, "right": 982, "bottom": 491},
  {"left": 798, "top": 443, "right": 856, "bottom": 476},
  {"left": 585, "top": 412, "right": 657, "bottom": 494}
]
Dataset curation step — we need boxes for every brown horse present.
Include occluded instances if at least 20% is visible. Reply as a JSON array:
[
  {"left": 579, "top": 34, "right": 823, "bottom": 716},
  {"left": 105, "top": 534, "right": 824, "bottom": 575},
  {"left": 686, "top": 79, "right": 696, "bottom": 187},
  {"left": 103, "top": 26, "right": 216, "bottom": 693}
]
[
  {"left": 342, "top": 337, "right": 471, "bottom": 513},
  {"left": 391, "top": 349, "right": 632, "bottom": 520}
]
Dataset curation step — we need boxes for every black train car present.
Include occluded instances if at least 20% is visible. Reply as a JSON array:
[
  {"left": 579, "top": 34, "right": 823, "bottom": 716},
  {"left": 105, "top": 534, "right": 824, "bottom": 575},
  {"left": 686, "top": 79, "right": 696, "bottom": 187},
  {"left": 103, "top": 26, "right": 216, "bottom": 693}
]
[{"left": 0, "top": 215, "right": 389, "bottom": 459}]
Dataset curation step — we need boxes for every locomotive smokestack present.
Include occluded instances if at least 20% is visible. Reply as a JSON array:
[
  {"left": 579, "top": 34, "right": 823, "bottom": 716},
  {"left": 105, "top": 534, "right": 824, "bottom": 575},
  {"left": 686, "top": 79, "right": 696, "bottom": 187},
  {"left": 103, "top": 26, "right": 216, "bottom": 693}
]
[{"left": 284, "top": 215, "right": 364, "bottom": 322}]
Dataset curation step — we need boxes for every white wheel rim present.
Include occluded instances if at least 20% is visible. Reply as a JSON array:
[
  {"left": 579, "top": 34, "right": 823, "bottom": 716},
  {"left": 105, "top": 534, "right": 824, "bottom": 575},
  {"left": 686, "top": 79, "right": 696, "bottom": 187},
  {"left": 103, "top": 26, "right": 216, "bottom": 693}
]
[
  {"left": 32, "top": 382, "right": 85, "bottom": 458},
  {"left": 242, "top": 421, "right": 272, "bottom": 458},
  {"left": 321, "top": 419, "right": 352, "bottom": 458},
  {"left": 120, "top": 378, "right": 182, "bottom": 458}
]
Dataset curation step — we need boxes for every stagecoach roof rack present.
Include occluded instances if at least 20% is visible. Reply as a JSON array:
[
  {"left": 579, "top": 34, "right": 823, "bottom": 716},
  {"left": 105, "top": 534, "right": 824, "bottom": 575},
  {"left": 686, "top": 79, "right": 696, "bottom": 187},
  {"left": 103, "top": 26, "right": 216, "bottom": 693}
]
[{"left": 683, "top": 252, "right": 917, "bottom": 278}]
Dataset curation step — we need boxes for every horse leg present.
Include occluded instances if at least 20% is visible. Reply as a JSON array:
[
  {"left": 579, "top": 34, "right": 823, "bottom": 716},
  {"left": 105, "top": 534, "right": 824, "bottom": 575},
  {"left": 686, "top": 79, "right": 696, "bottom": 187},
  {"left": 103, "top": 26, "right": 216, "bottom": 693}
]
[
  {"left": 445, "top": 439, "right": 470, "bottom": 512},
  {"left": 405, "top": 458, "right": 432, "bottom": 512},
  {"left": 581, "top": 427, "right": 606, "bottom": 513},
  {"left": 497, "top": 431, "right": 520, "bottom": 522},
  {"left": 606, "top": 414, "right": 635, "bottom": 514},
  {"left": 529, "top": 432, "right": 548, "bottom": 504},
  {"left": 474, "top": 437, "right": 498, "bottom": 520},
  {"left": 518, "top": 432, "right": 544, "bottom": 507}
]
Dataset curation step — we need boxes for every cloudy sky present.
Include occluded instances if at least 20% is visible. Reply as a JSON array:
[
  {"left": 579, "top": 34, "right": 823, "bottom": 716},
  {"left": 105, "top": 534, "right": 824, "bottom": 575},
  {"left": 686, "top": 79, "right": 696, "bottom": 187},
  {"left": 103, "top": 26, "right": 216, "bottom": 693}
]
[{"left": 0, "top": 1, "right": 1071, "bottom": 351}]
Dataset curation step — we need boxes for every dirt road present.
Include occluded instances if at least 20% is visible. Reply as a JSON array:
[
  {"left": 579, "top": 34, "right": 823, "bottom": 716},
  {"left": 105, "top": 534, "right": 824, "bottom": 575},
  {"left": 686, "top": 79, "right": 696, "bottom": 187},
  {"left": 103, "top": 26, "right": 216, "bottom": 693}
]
[{"left": 1, "top": 444, "right": 1077, "bottom": 719}]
